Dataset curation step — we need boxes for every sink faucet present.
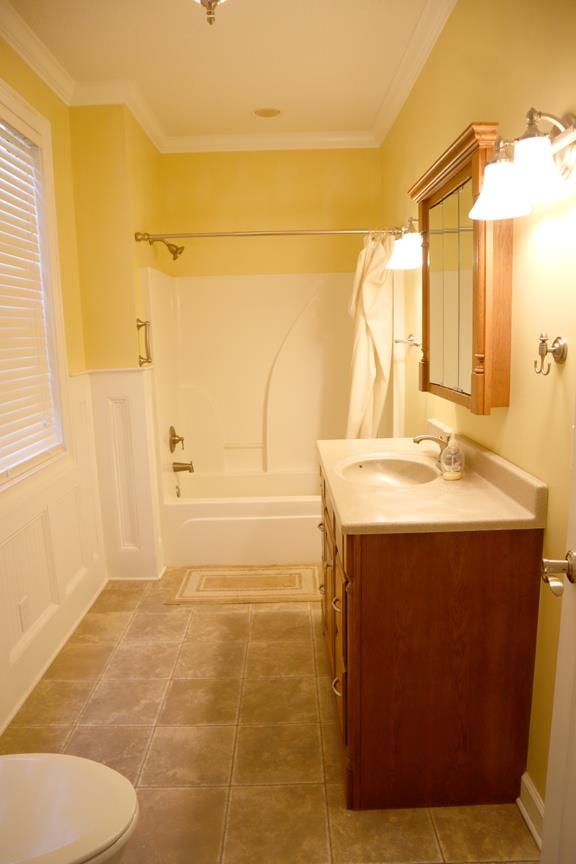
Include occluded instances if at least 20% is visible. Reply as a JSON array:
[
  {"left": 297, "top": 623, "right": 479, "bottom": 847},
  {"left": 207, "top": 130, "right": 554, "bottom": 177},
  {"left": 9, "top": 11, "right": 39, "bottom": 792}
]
[
  {"left": 412, "top": 434, "right": 449, "bottom": 461},
  {"left": 172, "top": 461, "right": 194, "bottom": 473}
]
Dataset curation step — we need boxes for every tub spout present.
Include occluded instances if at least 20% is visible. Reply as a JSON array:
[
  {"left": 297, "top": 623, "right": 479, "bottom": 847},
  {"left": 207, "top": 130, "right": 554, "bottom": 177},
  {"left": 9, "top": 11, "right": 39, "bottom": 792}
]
[{"left": 173, "top": 461, "right": 194, "bottom": 473}]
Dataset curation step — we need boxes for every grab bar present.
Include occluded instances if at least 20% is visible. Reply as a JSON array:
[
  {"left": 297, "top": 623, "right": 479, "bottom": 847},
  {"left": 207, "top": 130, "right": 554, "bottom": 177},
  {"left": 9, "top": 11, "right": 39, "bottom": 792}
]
[{"left": 137, "top": 318, "right": 152, "bottom": 366}]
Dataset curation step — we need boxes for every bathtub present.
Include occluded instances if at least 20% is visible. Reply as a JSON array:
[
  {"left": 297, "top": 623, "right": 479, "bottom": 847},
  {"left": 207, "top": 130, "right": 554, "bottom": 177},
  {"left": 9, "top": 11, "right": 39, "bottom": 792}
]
[{"left": 161, "top": 472, "right": 322, "bottom": 565}]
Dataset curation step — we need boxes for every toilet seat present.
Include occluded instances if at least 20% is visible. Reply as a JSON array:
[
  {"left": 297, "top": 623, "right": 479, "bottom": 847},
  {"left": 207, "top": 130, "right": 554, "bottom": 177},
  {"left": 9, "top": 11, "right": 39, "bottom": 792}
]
[{"left": 0, "top": 753, "right": 138, "bottom": 864}]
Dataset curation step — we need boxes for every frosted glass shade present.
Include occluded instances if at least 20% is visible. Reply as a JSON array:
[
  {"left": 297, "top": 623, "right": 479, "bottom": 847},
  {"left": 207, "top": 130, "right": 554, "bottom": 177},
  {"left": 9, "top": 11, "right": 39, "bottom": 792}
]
[
  {"left": 386, "top": 232, "right": 423, "bottom": 270},
  {"left": 469, "top": 160, "right": 532, "bottom": 220},
  {"left": 514, "top": 135, "right": 567, "bottom": 203}
]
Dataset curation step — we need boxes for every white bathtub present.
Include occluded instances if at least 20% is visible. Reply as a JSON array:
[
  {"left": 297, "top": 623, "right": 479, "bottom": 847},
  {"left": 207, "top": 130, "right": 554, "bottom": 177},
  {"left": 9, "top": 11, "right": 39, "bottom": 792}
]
[{"left": 161, "top": 472, "right": 322, "bottom": 565}]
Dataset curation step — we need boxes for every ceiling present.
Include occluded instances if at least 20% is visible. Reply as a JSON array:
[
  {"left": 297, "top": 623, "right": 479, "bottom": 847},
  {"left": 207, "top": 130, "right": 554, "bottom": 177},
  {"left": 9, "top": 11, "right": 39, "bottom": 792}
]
[{"left": 1, "top": 0, "right": 457, "bottom": 152}]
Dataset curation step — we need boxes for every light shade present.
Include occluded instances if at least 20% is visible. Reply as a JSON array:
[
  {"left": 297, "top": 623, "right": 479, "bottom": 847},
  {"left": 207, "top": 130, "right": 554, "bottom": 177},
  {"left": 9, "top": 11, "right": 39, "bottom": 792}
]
[
  {"left": 469, "top": 160, "right": 532, "bottom": 220},
  {"left": 386, "top": 232, "right": 423, "bottom": 270},
  {"left": 514, "top": 135, "right": 567, "bottom": 203}
]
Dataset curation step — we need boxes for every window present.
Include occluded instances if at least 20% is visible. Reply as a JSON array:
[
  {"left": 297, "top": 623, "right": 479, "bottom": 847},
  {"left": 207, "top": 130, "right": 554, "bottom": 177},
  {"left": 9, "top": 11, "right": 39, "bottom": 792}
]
[{"left": 0, "top": 91, "right": 64, "bottom": 483}]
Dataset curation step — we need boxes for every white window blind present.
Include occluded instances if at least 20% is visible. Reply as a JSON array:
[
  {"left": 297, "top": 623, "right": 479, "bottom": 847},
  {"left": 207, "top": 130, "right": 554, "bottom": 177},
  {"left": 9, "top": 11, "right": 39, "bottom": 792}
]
[{"left": 0, "top": 117, "right": 61, "bottom": 481}]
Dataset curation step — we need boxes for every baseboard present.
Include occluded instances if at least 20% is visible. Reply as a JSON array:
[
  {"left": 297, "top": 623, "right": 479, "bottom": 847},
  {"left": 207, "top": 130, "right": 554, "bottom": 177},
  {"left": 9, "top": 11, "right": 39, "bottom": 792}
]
[
  {"left": 517, "top": 771, "right": 544, "bottom": 849},
  {"left": 0, "top": 574, "right": 107, "bottom": 735},
  {"left": 109, "top": 564, "right": 166, "bottom": 582}
]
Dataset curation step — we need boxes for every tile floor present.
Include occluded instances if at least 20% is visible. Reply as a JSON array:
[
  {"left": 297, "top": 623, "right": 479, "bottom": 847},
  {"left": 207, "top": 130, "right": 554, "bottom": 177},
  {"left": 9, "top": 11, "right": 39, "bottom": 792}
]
[{"left": 0, "top": 569, "right": 541, "bottom": 864}]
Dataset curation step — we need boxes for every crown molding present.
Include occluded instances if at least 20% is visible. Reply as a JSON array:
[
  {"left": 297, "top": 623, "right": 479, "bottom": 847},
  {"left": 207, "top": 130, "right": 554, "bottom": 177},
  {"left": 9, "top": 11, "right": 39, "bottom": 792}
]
[
  {"left": 159, "top": 130, "right": 379, "bottom": 154},
  {"left": 0, "top": 0, "right": 74, "bottom": 104},
  {"left": 372, "top": 0, "right": 458, "bottom": 143},
  {"left": 71, "top": 80, "right": 165, "bottom": 150}
]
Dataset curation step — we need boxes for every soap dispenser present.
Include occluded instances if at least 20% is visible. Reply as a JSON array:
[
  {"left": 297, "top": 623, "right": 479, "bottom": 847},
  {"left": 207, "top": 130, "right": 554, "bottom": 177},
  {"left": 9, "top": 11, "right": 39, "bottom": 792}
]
[{"left": 440, "top": 434, "right": 464, "bottom": 480}]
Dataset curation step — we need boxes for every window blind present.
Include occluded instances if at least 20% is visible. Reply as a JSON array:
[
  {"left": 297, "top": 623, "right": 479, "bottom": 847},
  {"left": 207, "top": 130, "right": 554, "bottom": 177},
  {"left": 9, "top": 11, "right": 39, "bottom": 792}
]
[{"left": 0, "top": 117, "right": 61, "bottom": 480}]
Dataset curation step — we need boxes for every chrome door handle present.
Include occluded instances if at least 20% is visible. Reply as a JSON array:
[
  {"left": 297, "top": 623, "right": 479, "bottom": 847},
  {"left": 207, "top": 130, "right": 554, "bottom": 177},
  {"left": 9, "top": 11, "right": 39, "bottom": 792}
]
[
  {"left": 541, "top": 550, "right": 576, "bottom": 597},
  {"left": 331, "top": 597, "right": 342, "bottom": 614},
  {"left": 331, "top": 677, "right": 342, "bottom": 697},
  {"left": 319, "top": 584, "right": 325, "bottom": 595},
  {"left": 317, "top": 522, "right": 325, "bottom": 533}
]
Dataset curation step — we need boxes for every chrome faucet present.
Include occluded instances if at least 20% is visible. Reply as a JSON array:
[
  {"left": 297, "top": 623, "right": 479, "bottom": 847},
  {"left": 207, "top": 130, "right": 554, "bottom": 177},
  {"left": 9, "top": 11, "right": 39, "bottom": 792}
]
[
  {"left": 412, "top": 434, "right": 449, "bottom": 460},
  {"left": 172, "top": 461, "right": 194, "bottom": 473}
]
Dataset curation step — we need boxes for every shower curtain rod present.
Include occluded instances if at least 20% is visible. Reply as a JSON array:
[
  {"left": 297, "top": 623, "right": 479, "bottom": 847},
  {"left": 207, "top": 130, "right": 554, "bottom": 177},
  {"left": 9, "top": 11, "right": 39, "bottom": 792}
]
[{"left": 134, "top": 228, "right": 399, "bottom": 261}]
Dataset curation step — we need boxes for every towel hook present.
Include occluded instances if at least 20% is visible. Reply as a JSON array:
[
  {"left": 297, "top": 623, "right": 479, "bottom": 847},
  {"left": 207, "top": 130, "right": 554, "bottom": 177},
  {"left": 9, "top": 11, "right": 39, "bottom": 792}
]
[{"left": 534, "top": 332, "right": 568, "bottom": 376}]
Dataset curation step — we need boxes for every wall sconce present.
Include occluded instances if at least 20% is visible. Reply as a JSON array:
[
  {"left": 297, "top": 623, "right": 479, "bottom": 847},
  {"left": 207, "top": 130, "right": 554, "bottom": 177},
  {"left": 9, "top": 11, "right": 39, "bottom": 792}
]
[
  {"left": 469, "top": 107, "right": 576, "bottom": 221},
  {"left": 386, "top": 218, "right": 423, "bottom": 270}
]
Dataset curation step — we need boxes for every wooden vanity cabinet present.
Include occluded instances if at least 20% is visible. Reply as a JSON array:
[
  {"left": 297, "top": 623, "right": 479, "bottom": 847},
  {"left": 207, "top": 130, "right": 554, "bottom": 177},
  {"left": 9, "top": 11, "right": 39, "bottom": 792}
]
[{"left": 320, "top": 471, "right": 543, "bottom": 810}]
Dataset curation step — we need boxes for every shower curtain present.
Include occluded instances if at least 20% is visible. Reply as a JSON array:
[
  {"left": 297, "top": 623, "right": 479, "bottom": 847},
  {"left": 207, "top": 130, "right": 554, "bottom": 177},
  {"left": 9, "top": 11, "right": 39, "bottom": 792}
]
[{"left": 345, "top": 234, "right": 394, "bottom": 438}]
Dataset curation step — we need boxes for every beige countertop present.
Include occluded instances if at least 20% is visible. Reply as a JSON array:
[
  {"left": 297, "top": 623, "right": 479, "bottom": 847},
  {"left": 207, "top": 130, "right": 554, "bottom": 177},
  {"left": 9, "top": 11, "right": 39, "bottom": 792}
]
[{"left": 317, "top": 435, "right": 548, "bottom": 535}]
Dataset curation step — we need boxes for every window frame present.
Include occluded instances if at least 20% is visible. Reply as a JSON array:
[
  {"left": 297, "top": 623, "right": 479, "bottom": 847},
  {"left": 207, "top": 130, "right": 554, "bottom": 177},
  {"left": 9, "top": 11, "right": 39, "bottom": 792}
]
[{"left": 0, "top": 79, "right": 70, "bottom": 489}]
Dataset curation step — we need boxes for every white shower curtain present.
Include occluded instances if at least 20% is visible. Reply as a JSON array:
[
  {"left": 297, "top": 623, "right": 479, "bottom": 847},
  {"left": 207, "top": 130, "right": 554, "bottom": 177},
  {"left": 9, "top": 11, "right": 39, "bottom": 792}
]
[{"left": 345, "top": 234, "right": 394, "bottom": 438}]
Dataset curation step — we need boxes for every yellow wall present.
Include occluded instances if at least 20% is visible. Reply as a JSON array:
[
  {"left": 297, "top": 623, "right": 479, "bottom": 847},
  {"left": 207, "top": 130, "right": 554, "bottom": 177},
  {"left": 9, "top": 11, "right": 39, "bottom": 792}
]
[
  {"left": 379, "top": 0, "right": 576, "bottom": 797},
  {"left": 70, "top": 105, "right": 162, "bottom": 369},
  {"left": 157, "top": 149, "right": 383, "bottom": 276},
  {"left": 0, "top": 38, "right": 86, "bottom": 371}
]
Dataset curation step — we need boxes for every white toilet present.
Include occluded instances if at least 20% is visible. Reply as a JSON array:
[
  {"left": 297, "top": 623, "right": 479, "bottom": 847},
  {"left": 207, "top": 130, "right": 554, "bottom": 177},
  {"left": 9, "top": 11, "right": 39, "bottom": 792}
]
[{"left": 0, "top": 753, "right": 138, "bottom": 863}]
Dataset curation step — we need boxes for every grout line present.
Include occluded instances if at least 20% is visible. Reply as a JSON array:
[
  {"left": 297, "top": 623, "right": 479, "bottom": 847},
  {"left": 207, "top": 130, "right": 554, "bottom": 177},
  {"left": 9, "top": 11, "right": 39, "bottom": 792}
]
[
  {"left": 217, "top": 603, "right": 252, "bottom": 864},
  {"left": 427, "top": 807, "right": 447, "bottom": 863},
  {"left": 62, "top": 602, "right": 141, "bottom": 749}
]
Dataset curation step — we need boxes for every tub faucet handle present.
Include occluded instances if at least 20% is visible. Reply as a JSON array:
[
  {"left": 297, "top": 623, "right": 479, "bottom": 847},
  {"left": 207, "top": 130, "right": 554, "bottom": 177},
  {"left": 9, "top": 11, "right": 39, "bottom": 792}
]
[{"left": 169, "top": 425, "right": 185, "bottom": 453}]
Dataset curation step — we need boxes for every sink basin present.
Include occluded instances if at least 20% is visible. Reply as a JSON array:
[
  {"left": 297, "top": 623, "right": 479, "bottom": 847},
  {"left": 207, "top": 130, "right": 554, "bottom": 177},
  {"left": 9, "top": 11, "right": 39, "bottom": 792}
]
[{"left": 336, "top": 455, "right": 441, "bottom": 487}]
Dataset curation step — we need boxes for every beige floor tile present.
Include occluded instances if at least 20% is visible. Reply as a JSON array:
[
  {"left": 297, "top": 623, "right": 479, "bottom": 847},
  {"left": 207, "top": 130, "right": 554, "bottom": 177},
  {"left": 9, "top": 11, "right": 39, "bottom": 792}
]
[
  {"left": 314, "top": 641, "right": 331, "bottom": 676},
  {"left": 186, "top": 607, "right": 251, "bottom": 642},
  {"left": 327, "top": 784, "right": 442, "bottom": 863},
  {"left": 43, "top": 642, "right": 115, "bottom": 680},
  {"left": 64, "top": 725, "right": 152, "bottom": 783},
  {"left": 11, "top": 681, "right": 93, "bottom": 726},
  {"left": 174, "top": 640, "right": 245, "bottom": 678},
  {"left": 140, "top": 725, "right": 235, "bottom": 786},
  {"left": 90, "top": 588, "right": 144, "bottom": 613},
  {"left": 250, "top": 606, "right": 312, "bottom": 642},
  {"left": 430, "top": 804, "right": 540, "bottom": 862},
  {"left": 135, "top": 594, "right": 182, "bottom": 613},
  {"left": 123, "top": 787, "right": 227, "bottom": 864},
  {"left": 78, "top": 678, "right": 166, "bottom": 725},
  {"left": 70, "top": 612, "right": 132, "bottom": 644},
  {"left": 240, "top": 677, "right": 318, "bottom": 723},
  {"left": 317, "top": 676, "right": 340, "bottom": 724},
  {"left": 103, "top": 642, "right": 180, "bottom": 679},
  {"left": 158, "top": 678, "right": 241, "bottom": 725},
  {"left": 233, "top": 723, "right": 322, "bottom": 785},
  {"left": 321, "top": 724, "right": 346, "bottom": 784},
  {"left": 123, "top": 610, "right": 191, "bottom": 643},
  {"left": 245, "top": 640, "right": 315, "bottom": 677},
  {"left": 223, "top": 784, "right": 330, "bottom": 864},
  {"left": 0, "top": 725, "right": 71, "bottom": 753}
]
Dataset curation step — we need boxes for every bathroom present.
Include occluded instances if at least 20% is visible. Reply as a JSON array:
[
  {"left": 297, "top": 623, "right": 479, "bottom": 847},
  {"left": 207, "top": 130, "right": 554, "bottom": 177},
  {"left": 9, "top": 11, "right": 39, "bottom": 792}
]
[{"left": 1, "top": 0, "right": 576, "bottom": 861}]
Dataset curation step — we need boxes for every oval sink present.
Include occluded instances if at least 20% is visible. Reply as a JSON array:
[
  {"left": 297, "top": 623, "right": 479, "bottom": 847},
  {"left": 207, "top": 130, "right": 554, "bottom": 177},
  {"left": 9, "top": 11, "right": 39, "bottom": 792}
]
[{"left": 336, "top": 456, "right": 440, "bottom": 487}]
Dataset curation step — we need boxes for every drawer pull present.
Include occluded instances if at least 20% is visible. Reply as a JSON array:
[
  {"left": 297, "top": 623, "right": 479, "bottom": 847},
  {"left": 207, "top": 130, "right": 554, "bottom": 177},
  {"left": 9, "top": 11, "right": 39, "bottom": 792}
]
[
  {"left": 319, "top": 583, "right": 325, "bottom": 595},
  {"left": 331, "top": 677, "right": 342, "bottom": 698},
  {"left": 331, "top": 597, "right": 342, "bottom": 614},
  {"left": 317, "top": 522, "right": 325, "bottom": 533}
]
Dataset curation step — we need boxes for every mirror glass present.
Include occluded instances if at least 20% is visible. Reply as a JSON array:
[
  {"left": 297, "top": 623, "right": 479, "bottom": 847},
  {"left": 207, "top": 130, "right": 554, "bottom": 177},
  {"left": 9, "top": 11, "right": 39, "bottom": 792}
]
[{"left": 428, "top": 178, "right": 474, "bottom": 394}]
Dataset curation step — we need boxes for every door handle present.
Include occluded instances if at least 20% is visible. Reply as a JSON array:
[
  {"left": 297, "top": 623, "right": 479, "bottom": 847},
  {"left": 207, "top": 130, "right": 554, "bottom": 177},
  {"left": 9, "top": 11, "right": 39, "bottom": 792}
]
[{"left": 541, "top": 550, "right": 576, "bottom": 597}]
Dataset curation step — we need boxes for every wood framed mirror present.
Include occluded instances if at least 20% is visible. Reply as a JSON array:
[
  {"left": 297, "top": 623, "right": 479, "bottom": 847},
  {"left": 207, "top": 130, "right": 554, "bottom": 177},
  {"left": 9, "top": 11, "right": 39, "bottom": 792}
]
[{"left": 409, "top": 124, "right": 513, "bottom": 415}]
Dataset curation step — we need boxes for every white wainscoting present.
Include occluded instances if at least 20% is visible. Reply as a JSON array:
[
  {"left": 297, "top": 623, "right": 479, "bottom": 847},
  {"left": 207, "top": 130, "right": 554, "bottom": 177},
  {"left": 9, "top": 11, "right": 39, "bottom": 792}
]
[
  {"left": 90, "top": 369, "right": 164, "bottom": 581},
  {"left": 0, "top": 374, "right": 107, "bottom": 731}
]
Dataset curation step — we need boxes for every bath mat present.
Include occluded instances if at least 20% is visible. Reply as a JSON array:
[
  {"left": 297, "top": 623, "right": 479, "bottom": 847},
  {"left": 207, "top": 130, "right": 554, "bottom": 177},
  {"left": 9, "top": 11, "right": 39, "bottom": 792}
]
[{"left": 171, "top": 564, "right": 321, "bottom": 604}]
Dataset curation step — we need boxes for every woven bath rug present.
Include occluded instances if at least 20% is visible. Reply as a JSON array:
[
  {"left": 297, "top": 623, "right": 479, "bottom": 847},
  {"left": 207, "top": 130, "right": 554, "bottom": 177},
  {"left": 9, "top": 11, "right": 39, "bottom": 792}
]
[{"left": 172, "top": 564, "right": 321, "bottom": 604}]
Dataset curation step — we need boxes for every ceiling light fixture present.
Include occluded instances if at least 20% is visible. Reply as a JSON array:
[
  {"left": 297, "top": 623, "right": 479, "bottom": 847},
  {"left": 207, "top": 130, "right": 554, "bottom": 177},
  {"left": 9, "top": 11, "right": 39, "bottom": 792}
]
[
  {"left": 386, "top": 218, "right": 423, "bottom": 270},
  {"left": 469, "top": 107, "right": 576, "bottom": 221},
  {"left": 193, "top": 0, "right": 228, "bottom": 26},
  {"left": 254, "top": 108, "right": 281, "bottom": 119}
]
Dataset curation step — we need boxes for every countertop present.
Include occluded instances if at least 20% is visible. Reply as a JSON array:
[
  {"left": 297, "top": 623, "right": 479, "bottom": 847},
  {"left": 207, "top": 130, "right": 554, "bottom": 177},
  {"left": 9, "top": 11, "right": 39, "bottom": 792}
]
[{"left": 317, "top": 436, "right": 548, "bottom": 534}]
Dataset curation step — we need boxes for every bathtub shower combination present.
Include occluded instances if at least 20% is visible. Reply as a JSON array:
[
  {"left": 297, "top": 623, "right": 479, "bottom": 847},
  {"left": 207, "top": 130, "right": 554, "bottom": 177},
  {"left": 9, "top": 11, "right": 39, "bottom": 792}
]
[{"left": 147, "top": 268, "right": 390, "bottom": 565}]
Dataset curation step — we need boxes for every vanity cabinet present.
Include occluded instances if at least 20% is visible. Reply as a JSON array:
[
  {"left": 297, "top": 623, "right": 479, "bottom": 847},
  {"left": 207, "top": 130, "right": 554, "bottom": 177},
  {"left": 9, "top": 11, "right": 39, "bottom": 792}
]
[{"left": 320, "top": 470, "right": 543, "bottom": 810}]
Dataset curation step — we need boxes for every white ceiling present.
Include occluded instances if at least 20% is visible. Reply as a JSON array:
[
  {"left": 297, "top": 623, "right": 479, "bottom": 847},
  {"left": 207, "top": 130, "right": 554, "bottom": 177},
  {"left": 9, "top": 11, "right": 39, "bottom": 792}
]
[{"left": 1, "top": 0, "right": 457, "bottom": 151}]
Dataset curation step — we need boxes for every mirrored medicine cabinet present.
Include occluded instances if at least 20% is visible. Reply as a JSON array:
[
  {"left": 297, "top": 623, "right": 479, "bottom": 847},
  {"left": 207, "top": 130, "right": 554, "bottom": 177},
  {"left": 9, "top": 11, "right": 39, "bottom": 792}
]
[{"left": 409, "top": 123, "right": 513, "bottom": 415}]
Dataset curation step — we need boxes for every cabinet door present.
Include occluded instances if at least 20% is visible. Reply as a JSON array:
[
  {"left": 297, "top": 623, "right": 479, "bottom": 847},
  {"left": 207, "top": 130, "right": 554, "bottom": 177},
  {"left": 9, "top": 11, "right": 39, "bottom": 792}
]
[
  {"left": 333, "top": 556, "right": 348, "bottom": 739},
  {"left": 321, "top": 520, "right": 335, "bottom": 668}
]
